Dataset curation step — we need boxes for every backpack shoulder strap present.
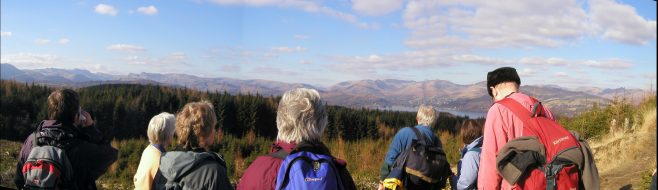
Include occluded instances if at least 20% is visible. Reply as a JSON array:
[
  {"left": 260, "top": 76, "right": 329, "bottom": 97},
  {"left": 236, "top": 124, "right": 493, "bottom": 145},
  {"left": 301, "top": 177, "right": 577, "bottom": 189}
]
[
  {"left": 269, "top": 149, "right": 289, "bottom": 160},
  {"left": 152, "top": 168, "right": 166, "bottom": 188},
  {"left": 292, "top": 141, "right": 331, "bottom": 155},
  {"left": 496, "top": 98, "right": 535, "bottom": 123},
  {"left": 409, "top": 126, "right": 429, "bottom": 145},
  {"left": 32, "top": 121, "right": 45, "bottom": 146}
]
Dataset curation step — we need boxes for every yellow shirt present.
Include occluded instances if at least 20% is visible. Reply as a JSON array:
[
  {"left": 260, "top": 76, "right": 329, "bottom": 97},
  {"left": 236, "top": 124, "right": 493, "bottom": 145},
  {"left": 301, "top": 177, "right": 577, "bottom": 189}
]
[{"left": 134, "top": 144, "right": 162, "bottom": 190}]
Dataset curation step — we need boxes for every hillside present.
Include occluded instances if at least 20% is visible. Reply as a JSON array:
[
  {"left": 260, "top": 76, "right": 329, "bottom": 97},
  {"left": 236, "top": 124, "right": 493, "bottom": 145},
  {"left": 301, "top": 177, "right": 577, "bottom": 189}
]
[
  {"left": 2, "top": 63, "right": 645, "bottom": 116},
  {"left": 323, "top": 80, "right": 612, "bottom": 116},
  {"left": 0, "top": 80, "right": 655, "bottom": 189},
  {"left": 590, "top": 98, "right": 657, "bottom": 189}
]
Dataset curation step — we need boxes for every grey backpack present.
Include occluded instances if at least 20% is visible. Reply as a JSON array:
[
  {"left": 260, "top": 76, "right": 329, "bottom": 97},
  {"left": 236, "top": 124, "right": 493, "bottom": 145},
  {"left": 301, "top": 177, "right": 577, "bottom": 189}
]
[{"left": 22, "top": 123, "right": 78, "bottom": 189}]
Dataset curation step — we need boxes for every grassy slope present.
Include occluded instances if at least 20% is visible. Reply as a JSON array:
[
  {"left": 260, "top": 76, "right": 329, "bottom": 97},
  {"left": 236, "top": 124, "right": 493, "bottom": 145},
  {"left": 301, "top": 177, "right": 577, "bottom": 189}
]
[
  {"left": 0, "top": 140, "right": 21, "bottom": 188},
  {"left": 592, "top": 108, "right": 656, "bottom": 189},
  {"left": 1, "top": 97, "right": 655, "bottom": 189}
]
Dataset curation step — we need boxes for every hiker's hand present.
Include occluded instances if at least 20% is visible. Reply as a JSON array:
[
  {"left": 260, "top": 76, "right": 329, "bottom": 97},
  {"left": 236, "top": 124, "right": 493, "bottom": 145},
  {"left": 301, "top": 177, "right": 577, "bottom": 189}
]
[
  {"left": 78, "top": 111, "right": 95, "bottom": 127},
  {"left": 377, "top": 182, "right": 384, "bottom": 190}
]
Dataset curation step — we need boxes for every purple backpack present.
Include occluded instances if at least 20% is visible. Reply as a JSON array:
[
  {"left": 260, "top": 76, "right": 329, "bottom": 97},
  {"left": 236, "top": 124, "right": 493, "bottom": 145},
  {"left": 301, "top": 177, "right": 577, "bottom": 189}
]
[{"left": 274, "top": 141, "right": 354, "bottom": 190}]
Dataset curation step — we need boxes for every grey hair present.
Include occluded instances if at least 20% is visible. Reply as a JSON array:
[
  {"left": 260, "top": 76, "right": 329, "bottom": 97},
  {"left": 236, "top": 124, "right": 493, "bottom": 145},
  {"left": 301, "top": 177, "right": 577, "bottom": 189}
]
[
  {"left": 416, "top": 104, "right": 438, "bottom": 127},
  {"left": 147, "top": 112, "right": 176, "bottom": 145},
  {"left": 276, "top": 88, "right": 328, "bottom": 143}
]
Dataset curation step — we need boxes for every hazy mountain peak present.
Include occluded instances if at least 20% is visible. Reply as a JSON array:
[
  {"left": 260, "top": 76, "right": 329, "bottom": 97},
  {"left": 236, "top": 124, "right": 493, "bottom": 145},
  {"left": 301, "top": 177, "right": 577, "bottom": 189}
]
[{"left": 2, "top": 63, "right": 649, "bottom": 116}]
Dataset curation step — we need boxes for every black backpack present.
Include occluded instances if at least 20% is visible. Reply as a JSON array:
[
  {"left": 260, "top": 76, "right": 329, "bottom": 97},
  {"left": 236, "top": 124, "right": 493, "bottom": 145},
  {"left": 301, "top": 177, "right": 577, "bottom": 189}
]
[
  {"left": 22, "top": 122, "right": 80, "bottom": 190},
  {"left": 388, "top": 127, "right": 451, "bottom": 189}
]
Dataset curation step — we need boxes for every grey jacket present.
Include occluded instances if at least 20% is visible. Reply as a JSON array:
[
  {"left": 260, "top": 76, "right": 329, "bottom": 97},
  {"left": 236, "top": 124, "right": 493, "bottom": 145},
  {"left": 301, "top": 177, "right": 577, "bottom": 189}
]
[
  {"left": 496, "top": 134, "right": 599, "bottom": 190},
  {"left": 155, "top": 150, "right": 233, "bottom": 190}
]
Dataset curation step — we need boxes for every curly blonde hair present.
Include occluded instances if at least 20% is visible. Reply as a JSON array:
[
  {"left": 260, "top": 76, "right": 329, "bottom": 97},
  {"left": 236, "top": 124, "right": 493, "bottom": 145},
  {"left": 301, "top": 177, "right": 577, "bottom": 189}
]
[{"left": 176, "top": 101, "right": 217, "bottom": 150}]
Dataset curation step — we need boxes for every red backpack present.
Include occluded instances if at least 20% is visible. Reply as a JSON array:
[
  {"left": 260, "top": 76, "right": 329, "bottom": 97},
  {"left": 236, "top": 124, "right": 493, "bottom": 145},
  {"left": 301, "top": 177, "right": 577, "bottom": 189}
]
[{"left": 498, "top": 97, "right": 581, "bottom": 190}]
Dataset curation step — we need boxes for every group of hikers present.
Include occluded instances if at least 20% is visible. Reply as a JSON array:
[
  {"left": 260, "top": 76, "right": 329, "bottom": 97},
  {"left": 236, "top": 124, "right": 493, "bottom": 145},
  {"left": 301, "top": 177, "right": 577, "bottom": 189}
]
[{"left": 14, "top": 67, "right": 601, "bottom": 190}]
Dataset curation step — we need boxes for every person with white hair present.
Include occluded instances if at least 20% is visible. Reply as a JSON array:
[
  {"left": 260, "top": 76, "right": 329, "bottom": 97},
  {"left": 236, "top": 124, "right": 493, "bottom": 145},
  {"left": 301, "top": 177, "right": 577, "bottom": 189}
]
[
  {"left": 134, "top": 112, "right": 176, "bottom": 190},
  {"left": 237, "top": 88, "right": 356, "bottom": 190},
  {"left": 378, "top": 104, "right": 450, "bottom": 189}
]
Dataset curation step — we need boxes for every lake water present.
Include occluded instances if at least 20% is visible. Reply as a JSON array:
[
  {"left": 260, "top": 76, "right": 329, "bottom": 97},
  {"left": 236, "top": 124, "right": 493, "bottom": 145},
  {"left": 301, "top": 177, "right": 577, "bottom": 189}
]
[{"left": 381, "top": 105, "right": 487, "bottom": 119}]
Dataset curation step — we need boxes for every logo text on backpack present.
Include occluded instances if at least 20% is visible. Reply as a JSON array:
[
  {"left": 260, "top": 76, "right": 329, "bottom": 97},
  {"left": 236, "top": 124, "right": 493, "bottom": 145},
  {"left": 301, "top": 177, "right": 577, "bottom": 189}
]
[
  {"left": 552, "top": 136, "right": 569, "bottom": 145},
  {"left": 312, "top": 161, "right": 320, "bottom": 171},
  {"left": 304, "top": 177, "right": 322, "bottom": 182}
]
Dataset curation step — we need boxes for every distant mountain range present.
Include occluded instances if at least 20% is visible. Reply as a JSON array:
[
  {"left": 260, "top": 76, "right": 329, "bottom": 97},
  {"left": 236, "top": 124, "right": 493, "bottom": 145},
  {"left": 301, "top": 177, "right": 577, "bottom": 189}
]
[{"left": 1, "top": 63, "right": 652, "bottom": 116}]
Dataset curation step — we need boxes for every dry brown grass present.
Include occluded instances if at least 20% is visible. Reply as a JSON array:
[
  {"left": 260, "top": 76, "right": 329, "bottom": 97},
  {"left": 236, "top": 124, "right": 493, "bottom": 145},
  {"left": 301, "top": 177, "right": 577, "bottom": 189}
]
[
  {"left": 592, "top": 108, "right": 656, "bottom": 189},
  {"left": 233, "top": 150, "right": 246, "bottom": 179}
]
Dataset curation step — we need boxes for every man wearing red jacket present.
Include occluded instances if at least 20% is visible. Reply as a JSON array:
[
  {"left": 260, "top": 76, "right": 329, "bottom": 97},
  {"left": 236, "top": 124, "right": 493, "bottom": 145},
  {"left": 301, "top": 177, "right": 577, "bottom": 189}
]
[{"left": 477, "top": 67, "right": 555, "bottom": 190}]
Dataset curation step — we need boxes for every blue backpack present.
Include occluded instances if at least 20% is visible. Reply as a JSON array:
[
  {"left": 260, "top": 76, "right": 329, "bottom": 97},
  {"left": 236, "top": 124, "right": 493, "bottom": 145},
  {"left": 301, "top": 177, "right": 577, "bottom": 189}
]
[{"left": 275, "top": 142, "right": 348, "bottom": 190}]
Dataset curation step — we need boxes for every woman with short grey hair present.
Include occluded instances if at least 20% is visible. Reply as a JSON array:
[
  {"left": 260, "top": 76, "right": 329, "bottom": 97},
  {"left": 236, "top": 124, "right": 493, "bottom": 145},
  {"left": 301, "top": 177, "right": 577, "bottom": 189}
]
[
  {"left": 237, "top": 88, "right": 356, "bottom": 190},
  {"left": 275, "top": 88, "right": 328, "bottom": 143},
  {"left": 134, "top": 112, "right": 175, "bottom": 190}
]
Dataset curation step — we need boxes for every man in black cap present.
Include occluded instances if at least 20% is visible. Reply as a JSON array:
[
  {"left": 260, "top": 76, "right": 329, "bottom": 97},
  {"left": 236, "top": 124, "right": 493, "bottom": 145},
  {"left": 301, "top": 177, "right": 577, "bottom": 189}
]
[{"left": 476, "top": 67, "right": 556, "bottom": 189}]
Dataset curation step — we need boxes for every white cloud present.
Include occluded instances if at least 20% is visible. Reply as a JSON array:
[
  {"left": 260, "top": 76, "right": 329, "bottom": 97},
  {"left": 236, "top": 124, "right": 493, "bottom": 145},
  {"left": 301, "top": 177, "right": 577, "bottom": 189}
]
[
  {"left": 328, "top": 52, "right": 634, "bottom": 76},
  {"left": 95, "top": 4, "right": 118, "bottom": 16},
  {"left": 82, "top": 64, "right": 112, "bottom": 73},
  {"left": 208, "top": 0, "right": 376, "bottom": 29},
  {"left": 519, "top": 56, "right": 632, "bottom": 69},
  {"left": 518, "top": 57, "right": 569, "bottom": 66},
  {"left": 160, "top": 52, "right": 188, "bottom": 65},
  {"left": 402, "top": 0, "right": 592, "bottom": 50},
  {"left": 327, "top": 53, "right": 452, "bottom": 75},
  {"left": 519, "top": 68, "right": 537, "bottom": 77},
  {"left": 33, "top": 39, "right": 51, "bottom": 45},
  {"left": 107, "top": 44, "right": 145, "bottom": 53},
  {"left": 399, "top": 0, "right": 655, "bottom": 53},
  {"left": 294, "top": 35, "right": 309, "bottom": 40},
  {"left": 271, "top": 46, "right": 307, "bottom": 53},
  {"left": 0, "top": 31, "right": 11, "bottom": 37},
  {"left": 220, "top": 64, "right": 241, "bottom": 72},
  {"left": 0, "top": 53, "right": 62, "bottom": 69},
  {"left": 554, "top": 72, "right": 569, "bottom": 77},
  {"left": 357, "top": 22, "right": 381, "bottom": 29},
  {"left": 589, "top": 0, "right": 656, "bottom": 45},
  {"left": 123, "top": 52, "right": 189, "bottom": 66},
  {"left": 204, "top": 47, "right": 279, "bottom": 64},
  {"left": 451, "top": 54, "right": 511, "bottom": 65},
  {"left": 137, "top": 5, "right": 158, "bottom": 15},
  {"left": 352, "top": 0, "right": 403, "bottom": 16},
  {"left": 252, "top": 66, "right": 300, "bottom": 76},
  {"left": 319, "top": 0, "right": 651, "bottom": 81},
  {"left": 298, "top": 60, "right": 312, "bottom": 65},
  {"left": 59, "top": 38, "right": 70, "bottom": 44},
  {"left": 580, "top": 59, "right": 632, "bottom": 69}
]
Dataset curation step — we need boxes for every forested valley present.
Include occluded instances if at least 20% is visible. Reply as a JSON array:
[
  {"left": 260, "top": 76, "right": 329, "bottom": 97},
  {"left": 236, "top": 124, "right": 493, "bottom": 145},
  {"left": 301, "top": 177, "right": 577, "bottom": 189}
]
[{"left": 0, "top": 80, "right": 470, "bottom": 189}]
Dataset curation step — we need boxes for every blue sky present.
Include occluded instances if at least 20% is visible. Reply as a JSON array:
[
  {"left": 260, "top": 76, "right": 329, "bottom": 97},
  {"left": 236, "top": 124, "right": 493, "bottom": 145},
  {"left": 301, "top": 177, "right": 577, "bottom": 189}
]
[{"left": 1, "top": 0, "right": 656, "bottom": 89}]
